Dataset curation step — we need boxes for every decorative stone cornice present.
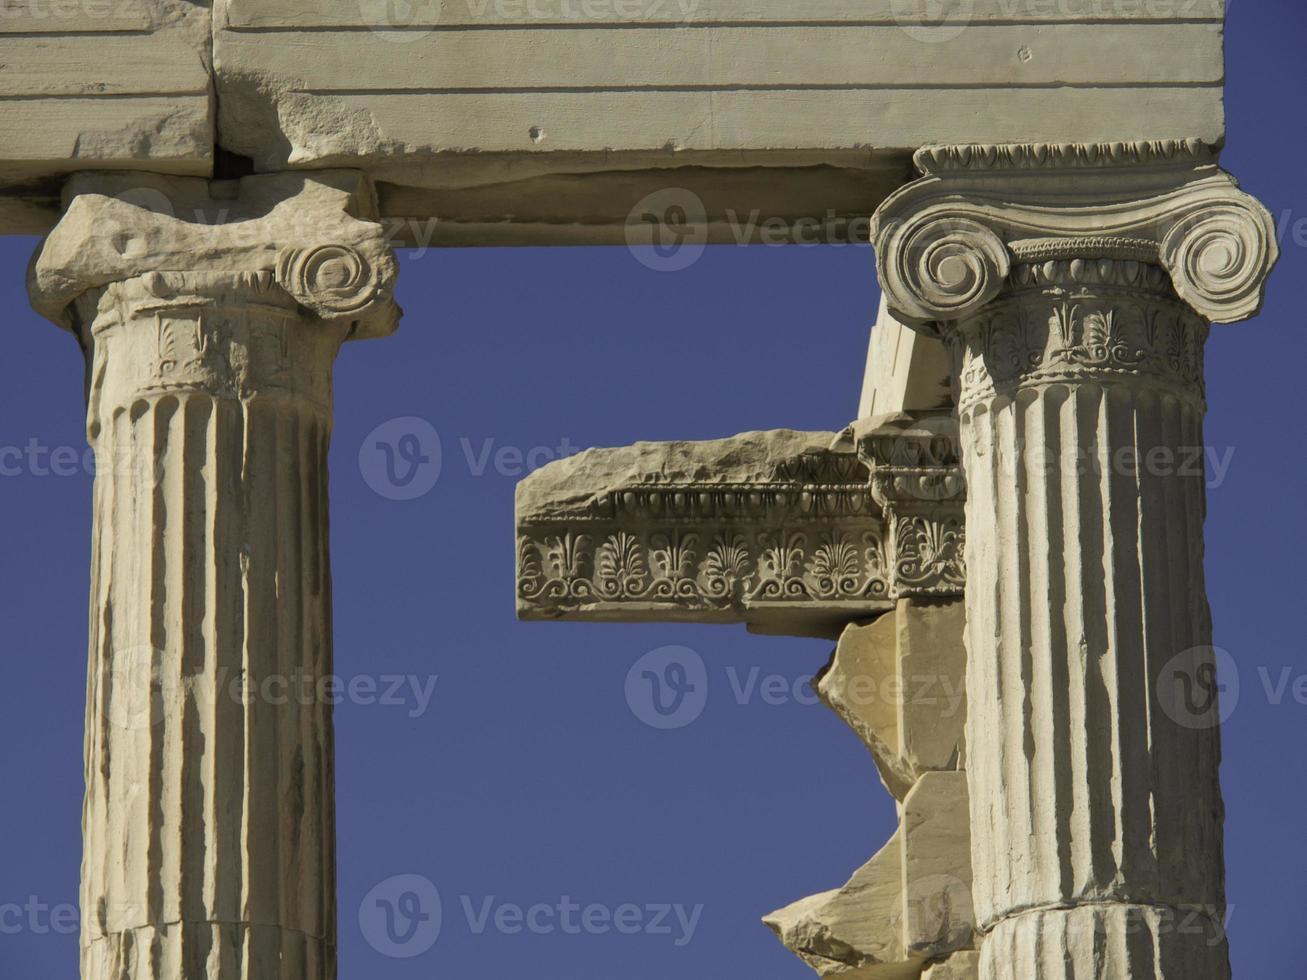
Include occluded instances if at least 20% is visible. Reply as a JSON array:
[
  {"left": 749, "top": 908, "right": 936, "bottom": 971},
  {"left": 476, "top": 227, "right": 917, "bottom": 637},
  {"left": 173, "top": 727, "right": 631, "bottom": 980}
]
[
  {"left": 914, "top": 139, "right": 1217, "bottom": 175},
  {"left": 873, "top": 140, "right": 1278, "bottom": 326},
  {"left": 515, "top": 422, "right": 967, "bottom": 637},
  {"left": 28, "top": 170, "right": 400, "bottom": 338},
  {"left": 516, "top": 431, "right": 892, "bottom": 637}
]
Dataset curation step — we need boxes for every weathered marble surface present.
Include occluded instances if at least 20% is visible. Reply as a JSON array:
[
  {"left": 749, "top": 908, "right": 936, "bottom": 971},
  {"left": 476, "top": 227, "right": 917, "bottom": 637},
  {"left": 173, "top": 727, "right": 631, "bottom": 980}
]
[
  {"left": 0, "top": 0, "right": 212, "bottom": 232},
  {"left": 818, "top": 602, "right": 967, "bottom": 801},
  {"left": 1, "top": 0, "right": 1226, "bottom": 238},
  {"left": 872, "top": 140, "right": 1278, "bottom": 980},
  {"left": 28, "top": 172, "right": 399, "bottom": 980},
  {"left": 923, "top": 951, "right": 980, "bottom": 980}
]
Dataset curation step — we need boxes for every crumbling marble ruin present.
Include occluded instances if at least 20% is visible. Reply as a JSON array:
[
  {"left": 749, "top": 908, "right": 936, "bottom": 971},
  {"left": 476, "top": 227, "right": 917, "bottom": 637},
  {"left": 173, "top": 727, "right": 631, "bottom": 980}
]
[
  {"left": 519, "top": 141, "right": 1278, "bottom": 979},
  {"left": 0, "top": 2, "right": 1277, "bottom": 978}
]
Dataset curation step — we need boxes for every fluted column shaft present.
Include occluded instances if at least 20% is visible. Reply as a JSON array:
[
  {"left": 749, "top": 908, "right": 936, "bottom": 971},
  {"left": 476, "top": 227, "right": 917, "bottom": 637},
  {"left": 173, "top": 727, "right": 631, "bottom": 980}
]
[
  {"left": 952, "top": 257, "right": 1228, "bottom": 978},
  {"left": 28, "top": 171, "right": 401, "bottom": 980},
  {"left": 76, "top": 274, "right": 345, "bottom": 979}
]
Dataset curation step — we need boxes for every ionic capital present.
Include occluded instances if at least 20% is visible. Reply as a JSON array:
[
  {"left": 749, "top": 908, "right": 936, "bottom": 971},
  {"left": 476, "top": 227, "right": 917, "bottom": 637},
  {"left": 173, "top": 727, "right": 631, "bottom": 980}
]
[
  {"left": 872, "top": 140, "right": 1279, "bottom": 327},
  {"left": 28, "top": 170, "right": 400, "bottom": 338}
]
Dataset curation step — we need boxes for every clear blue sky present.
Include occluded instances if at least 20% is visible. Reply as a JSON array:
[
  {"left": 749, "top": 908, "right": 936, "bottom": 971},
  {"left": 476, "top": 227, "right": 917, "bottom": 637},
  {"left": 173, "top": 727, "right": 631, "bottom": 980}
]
[{"left": 2, "top": 4, "right": 1305, "bottom": 976}]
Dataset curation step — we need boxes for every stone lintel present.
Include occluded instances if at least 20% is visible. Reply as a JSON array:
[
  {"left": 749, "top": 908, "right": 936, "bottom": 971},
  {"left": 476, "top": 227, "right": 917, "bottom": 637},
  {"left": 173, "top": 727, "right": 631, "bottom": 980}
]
[{"left": 515, "top": 419, "right": 965, "bottom": 639}]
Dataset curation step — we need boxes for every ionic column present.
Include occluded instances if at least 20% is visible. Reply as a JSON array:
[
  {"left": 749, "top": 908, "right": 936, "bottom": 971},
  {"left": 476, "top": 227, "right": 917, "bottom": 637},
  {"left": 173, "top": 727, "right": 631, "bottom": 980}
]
[
  {"left": 872, "top": 141, "right": 1278, "bottom": 980},
  {"left": 28, "top": 172, "right": 401, "bottom": 980}
]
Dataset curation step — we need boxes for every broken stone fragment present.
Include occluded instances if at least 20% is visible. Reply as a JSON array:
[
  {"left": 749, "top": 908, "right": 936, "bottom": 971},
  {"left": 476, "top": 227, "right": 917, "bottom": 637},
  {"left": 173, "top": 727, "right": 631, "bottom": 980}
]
[
  {"left": 818, "top": 615, "right": 915, "bottom": 800},
  {"left": 901, "top": 772, "right": 975, "bottom": 959},
  {"left": 818, "top": 600, "right": 967, "bottom": 801},
  {"left": 763, "top": 831, "right": 921, "bottom": 980},
  {"left": 923, "top": 951, "right": 980, "bottom": 980}
]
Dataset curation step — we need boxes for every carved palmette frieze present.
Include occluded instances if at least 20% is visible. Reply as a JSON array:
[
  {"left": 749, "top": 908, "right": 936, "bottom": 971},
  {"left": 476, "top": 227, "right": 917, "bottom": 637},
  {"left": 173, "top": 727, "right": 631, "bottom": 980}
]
[
  {"left": 891, "top": 510, "right": 966, "bottom": 595},
  {"left": 517, "top": 436, "right": 969, "bottom": 630},
  {"left": 517, "top": 457, "right": 893, "bottom": 615},
  {"left": 950, "top": 258, "right": 1209, "bottom": 414},
  {"left": 517, "top": 524, "right": 891, "bottom": 611}
]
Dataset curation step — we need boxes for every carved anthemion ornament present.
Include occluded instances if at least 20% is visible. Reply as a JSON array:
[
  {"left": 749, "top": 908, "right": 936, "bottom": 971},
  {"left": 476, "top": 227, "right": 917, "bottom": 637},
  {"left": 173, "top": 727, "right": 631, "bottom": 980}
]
[{"left": 516, "top": 418, "right": 967, "bottom": 637}]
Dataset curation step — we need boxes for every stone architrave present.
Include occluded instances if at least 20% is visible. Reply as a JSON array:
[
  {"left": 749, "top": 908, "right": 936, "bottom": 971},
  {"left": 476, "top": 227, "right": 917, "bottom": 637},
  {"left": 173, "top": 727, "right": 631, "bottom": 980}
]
[
  {"left": 872, "top": 140, "right": 1278, "bottom": 980},
  {"left": 516, "top": 418, "right": 965, "bottom": 637},
  {"left": 28, "top": 171, "right": 400, "bottom": 980}
]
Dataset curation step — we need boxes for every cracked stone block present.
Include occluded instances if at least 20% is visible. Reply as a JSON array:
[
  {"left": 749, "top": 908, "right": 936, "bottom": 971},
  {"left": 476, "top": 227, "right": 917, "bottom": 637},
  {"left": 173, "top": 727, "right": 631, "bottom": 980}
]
[
  {"left": 897, "top": 599, "right": 967, "bottom": 777},
  {"left": 819, "top": 599, "right": 967, "bottom": 801},
  {"left": 901, "top": 772, "right": 975, "bottom": 959}
]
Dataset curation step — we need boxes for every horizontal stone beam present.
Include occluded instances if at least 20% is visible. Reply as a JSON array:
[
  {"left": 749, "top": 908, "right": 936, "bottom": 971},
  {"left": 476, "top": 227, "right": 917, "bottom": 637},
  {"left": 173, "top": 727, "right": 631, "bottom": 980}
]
[
  {"left": 515, "top": 417, "right": 964, "bottom": 638},
  {"left": 0, "top": 1, "right": 1226, "bottom": 239}
]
